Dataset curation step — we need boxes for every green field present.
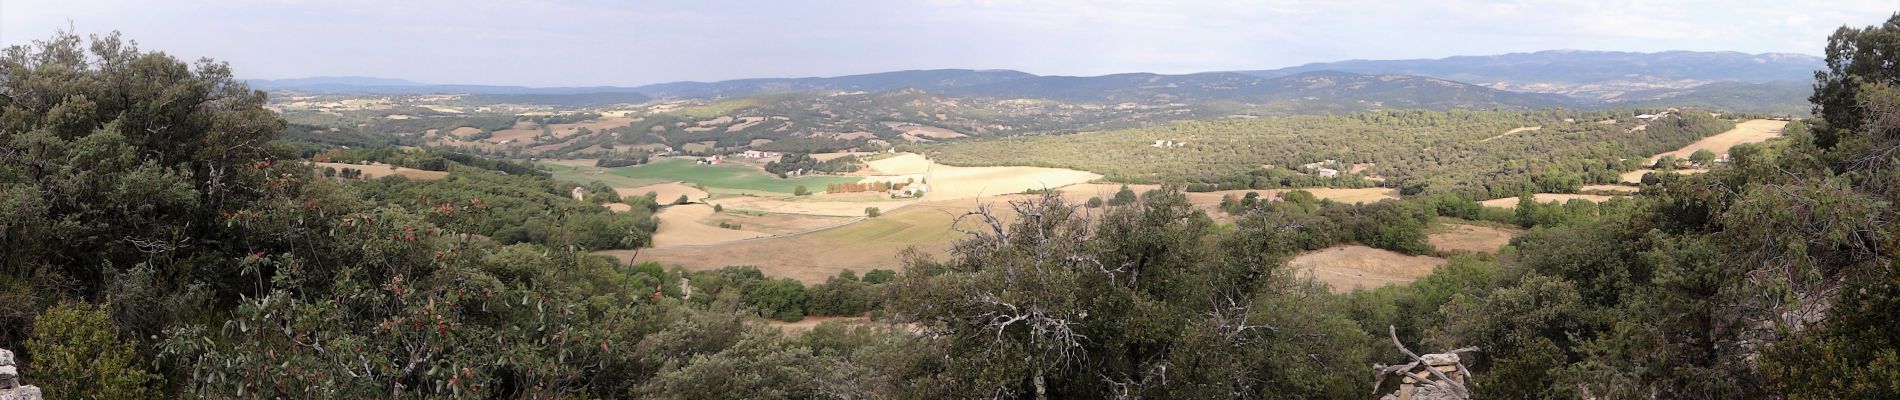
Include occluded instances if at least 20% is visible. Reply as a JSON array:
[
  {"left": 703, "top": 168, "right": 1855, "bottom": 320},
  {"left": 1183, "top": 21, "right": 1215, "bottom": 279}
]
[
  {"left": 543, "top": 163, "right": 671, "bottom": 188},
  {"left": 586, "top": 158, "right": 859, "bottom": 193}
]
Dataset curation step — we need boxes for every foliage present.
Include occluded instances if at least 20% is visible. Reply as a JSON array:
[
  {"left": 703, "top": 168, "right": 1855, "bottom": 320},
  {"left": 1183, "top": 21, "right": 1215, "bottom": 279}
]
[
  {"left": 763, "top": 153, "right": 861, "bottom": 177},
  {"left": 24, "top": 301, "right": 158, "bottom": 400}
]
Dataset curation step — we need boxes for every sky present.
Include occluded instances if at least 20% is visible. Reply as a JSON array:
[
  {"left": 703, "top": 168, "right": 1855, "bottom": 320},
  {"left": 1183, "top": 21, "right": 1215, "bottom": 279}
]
[{"left": 3, "top": 0, "right": 1895, "bottom": 87}]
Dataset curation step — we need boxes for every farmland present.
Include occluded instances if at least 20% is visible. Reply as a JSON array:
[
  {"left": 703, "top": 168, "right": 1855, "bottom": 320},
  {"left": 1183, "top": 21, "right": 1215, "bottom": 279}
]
[
  {"left": 555, "top": 158, "right": 861, "bottom": 194},
  {"left": 922, "top": 109, "right": 1735, "bottom": 198}
]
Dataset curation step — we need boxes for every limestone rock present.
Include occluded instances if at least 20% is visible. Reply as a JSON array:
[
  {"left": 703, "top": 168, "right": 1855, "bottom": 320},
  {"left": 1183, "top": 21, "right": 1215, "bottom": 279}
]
[
  {"left": 1418, "top": 352, "right": 1460, "bottom": 366},
  {"left": 0, "top": 349, "right": 11, "bottom": 366},
  {"left": 0, "top": 385, "right": 40, "bottom": 400}
]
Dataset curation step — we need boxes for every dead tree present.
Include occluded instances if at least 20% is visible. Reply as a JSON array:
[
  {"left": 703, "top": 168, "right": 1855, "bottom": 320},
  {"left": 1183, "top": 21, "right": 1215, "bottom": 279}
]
[{"left": 1372, "top": 325, "right": 1479, "bottom": 400}]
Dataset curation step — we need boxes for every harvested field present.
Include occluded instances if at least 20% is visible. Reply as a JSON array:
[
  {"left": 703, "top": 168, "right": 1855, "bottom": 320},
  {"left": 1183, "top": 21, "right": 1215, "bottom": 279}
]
[
  {"left": 1647, "top": 119, "right": 1786, "bottom": 163},
  {"left": 702, "top": 212, "right": 856, "bottom": 235},
  {"left": 650, "top": 204, "right": 770, "bottom": 247},
  {"left": 697, "top": 116, "right": 734, "bottom": 126},
  {"left": 812, "top": 151, "right": 873, "bottom": 161},
  {"left": 864, "top": 153, "right": 932, "bottom": 175},
  {"left": 612, "top": 196, "right": 1035, "bottom": 283},
  {"left": 1289, "top": 245, "right": 1447, "bottom": 293},
  {"left": 449, "top": 127, "right": 483, "bottom": 137},
  {"left": 834, "top": 131, "right": 875, "bottom": 140},
  {"left": 1428, "top": 222, "right": 1521, "bottom": 254},
  {"left": 681, "top": 141, "right": 717, "bottom": 152},
  {"left": 709, "top": 195, "right": 916, "bottom": 217},
  {"left": 1479, "top": 193, "right": 1621, "bottom": 209},
  {"left": 619, "top": 182, "right": 710, "bottom": 203},
  {"left": 902, "top": 125, "right": 966, "bottom": 139},
  {"left": 924, "top": 163, "right": 1101, "bottom": 201},
  {"left": 546, "top": 117, "right": 636, "bottom": 138},
  {"left": 604, "top": 158, "right": 858, "bottom": 194},
  {"left": 543, "top": 162, "right": 671, "bottom": 189},
  {"left": 727, "top": 117, "right": 766, "bottom": 132},
  {"left": 1582, "top": 184, "right": 1640, "bottom": 193},
  {"left": 1619, "top": 168, "right": 1710, "bottom": 183},
  {"left": 312, "top": 162, "right": 448, "bottom": 180}
]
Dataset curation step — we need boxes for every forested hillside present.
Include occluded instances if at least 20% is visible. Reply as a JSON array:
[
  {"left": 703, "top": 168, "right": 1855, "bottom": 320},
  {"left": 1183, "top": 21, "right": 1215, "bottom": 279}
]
[{"left": 2, "top": 13, "right": 1898, "bottom": 399}]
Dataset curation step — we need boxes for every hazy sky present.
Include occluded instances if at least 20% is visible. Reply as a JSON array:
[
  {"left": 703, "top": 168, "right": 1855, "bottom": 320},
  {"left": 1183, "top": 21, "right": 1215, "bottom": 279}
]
[{"left": 3, "top": 0, "right": 1894, "bottom": 86}]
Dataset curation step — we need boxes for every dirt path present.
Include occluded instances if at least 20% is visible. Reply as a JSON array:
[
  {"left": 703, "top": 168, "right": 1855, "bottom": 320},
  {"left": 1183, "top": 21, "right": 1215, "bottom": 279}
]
[{"left": 1481, "top": 126, "right": 1542, "bottom": 142}]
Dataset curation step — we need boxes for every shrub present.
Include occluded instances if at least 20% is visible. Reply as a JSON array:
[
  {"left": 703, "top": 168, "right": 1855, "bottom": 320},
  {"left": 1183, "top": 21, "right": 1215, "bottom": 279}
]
[
  {"left": 25, "top": 302, "right": 158, "bottom": 400},
  {"left": 865, "top": 207, "right": 880, "bottom": 217}
]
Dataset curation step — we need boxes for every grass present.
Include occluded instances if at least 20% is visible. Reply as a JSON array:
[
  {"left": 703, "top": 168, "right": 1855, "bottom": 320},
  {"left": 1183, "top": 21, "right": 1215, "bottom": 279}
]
[
  {"left": 542, "top": 163, "right": 670, "bottom": 188},
  {"left": 601, "top": 158, "right": 859, "bottom": 194}
]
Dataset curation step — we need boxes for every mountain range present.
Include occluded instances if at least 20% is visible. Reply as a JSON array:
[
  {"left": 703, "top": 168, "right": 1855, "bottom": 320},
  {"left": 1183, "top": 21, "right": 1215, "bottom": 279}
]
[{"left": 248, "top": 50, "right": 1825, "bottom": 114}]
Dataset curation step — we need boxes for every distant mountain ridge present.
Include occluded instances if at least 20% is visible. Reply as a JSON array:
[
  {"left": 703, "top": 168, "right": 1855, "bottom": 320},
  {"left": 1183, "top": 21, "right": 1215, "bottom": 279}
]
[
  {"left": 1239, "top": 50, "right": 1823, "bottom": 101},
  {"left": 246, "top": 50, "right": 1822, "bottom": 114}
]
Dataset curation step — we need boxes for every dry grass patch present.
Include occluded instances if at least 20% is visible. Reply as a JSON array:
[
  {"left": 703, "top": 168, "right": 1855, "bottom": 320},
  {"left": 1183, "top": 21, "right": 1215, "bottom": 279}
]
[
  {"left": 619, "top": 182, "right": 709, "bottom": 203},
  {"left": 1619, "top": 168, "right": 1710, "bottom": 183},
  {"left": 812, "top": 151, "right": 873, "bottom": 161},
  {"left": 1582, "top": 184, "right": 1640, "bottom": 193},
  {"left": 1289, "top": 245, "right": 1447, "bottom": 293},
  {"left": 1479, "top": 193, "right": 1620, "bottom": 209},
  {"left": 612, "top": 196, "right": 1036, "bottom": 283},
  {"left": 709, "top": 196, "right": 917, "bottom": 217},
  {"left": 1428, "top": 222, "right": 1521, "bottom": 254},
  {"left": 312, "top": 162, "right": 448, "bottom": 180},
  {"left": 1647, "top": 119, "right": 1786, "bottom": 163},
  {"left": 650, "top": 204, "right": 770, "bottom": 247},
  {"left": 863, "top": 153, "right": 932, "bottom": 175}
]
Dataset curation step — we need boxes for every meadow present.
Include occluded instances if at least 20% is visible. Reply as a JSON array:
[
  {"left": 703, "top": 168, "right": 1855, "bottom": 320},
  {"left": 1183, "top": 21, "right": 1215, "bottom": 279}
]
[{"left": 547, "top": 158, "right": 861, "bottom": 194}]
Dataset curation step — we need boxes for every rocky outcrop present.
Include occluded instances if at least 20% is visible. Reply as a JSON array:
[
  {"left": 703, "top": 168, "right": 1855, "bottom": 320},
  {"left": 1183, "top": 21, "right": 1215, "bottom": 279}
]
[{"left": 0, "top": 349, "right": 43, "bottom": 400}]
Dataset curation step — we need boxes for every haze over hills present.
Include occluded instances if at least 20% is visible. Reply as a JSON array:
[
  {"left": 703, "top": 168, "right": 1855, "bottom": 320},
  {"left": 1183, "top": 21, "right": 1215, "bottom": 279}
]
[
  {"left": 1240, "top": 50, "right": 1823, "bottom": 101},
  {"left": 248, "top": 50, "right": 1819, "bottom": 115}
]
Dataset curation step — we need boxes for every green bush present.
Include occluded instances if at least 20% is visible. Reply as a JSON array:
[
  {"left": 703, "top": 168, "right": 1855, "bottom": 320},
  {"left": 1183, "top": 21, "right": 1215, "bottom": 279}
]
[{"left": 25, "top": 302, "right": 158, "bottom": 400}]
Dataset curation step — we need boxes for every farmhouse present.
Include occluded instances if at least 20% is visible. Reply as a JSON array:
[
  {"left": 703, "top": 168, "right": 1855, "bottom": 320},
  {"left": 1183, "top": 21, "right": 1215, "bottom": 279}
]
[
  {"left": 742, "top": 150, "right": 779, "bottom": 158},
  {"left": 890, "top": 183, "right": 928, "bottom": 198}
]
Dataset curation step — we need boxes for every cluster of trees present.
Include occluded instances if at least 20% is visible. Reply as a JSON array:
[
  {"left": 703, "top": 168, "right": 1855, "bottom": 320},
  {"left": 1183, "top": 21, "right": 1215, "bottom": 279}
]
[
  {"left": 764, "top": 153, "right": 861, "bottom": 177},
  {"left": 683, "top": 267, "right": 897, "bottom": 322},
  {"left": 312, "top": 146, "right": 546, "bottom": 177},
  {"left": 352, "top": 167, "right": 658, "bottom": 250},
  {"left": 927, "top": 108, "right": 1733, "bottom": 198},
  {"left": 595, "top": 152, "right": 652, "bottom": 168}
]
